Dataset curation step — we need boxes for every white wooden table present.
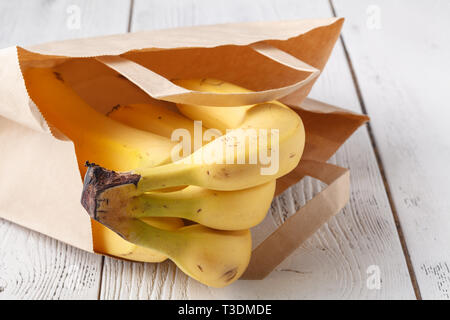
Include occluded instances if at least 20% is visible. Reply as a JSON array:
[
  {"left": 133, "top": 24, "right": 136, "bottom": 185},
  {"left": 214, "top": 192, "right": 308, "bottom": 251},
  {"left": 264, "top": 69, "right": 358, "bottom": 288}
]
[{"left": 1, "top": 0, "right": 449, "bottom": 300}]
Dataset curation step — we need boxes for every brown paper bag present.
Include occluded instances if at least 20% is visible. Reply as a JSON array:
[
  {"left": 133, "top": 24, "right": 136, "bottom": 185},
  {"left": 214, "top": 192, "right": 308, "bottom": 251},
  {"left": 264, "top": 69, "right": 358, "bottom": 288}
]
[{"left": 0, "top": 18, "right": 368, "bottom": 279}]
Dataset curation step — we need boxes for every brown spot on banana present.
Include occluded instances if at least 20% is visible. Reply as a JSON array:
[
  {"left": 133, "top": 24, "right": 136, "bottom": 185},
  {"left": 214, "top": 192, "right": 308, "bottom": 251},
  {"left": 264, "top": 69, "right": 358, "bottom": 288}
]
[{"left": 222, "top": 267, "right": 238, "bottom": 283}]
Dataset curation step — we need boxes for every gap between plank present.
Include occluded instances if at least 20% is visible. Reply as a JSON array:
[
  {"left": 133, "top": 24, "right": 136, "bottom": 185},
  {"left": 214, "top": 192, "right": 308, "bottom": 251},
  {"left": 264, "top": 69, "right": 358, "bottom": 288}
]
[
  {"left": 127, "top": 0, "right": 135, "bottom": 32},
  {"left": 97, "top": 256, "right": 105, "bottom": 300},
  {"left": 328, "top": 0, "right": 422, "bottom": 300}
]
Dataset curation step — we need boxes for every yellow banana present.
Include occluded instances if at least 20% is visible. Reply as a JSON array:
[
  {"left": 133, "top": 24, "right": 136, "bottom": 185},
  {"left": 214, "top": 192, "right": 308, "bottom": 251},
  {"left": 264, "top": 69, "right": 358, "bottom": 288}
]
[
  {"left": 131, "top": 104, "right": 302, "bottom": 191},
  {"left": 107, "top": 103, "right": 209, "bottom": 154},
  {"left": 24, "top": 67, "right": 183, "bottom": 263},
  {"left": 107, "top": 103, "right": 197, "bottom": 139},
  {"left": 118, "top": 221, "right": 250, "bottom": 288},
  {"left": 92, "top": 217, "right": 184, "bottom": 262},
  {"left": 174, "top": 78, "right": 289, "bottom": 131},
  {"left": 107, "top": 103, "right": 194, "bottom": 138},
  {"left": 82, "top": 165, "right": 252, "bottom": 287},
  {"left": 117, "top": 180, "right": 275, "bottom": 230},
  {"left": 120, "top": 79, "right": 305, "bottom": 192},
  {"left": 24, "top": 68, "right": 177, "bottom": 176}
]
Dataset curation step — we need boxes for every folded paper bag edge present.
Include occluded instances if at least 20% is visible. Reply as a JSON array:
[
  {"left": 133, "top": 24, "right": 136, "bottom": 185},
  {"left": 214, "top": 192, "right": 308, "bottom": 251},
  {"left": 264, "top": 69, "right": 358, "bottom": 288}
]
[
  {"left": 0, "top": 117, "right": 94, "bottom": 253},
  {"left": 22, "top": 18, "right": 343, "bottom": 57},
  {"left": 0, "top": 46, "right": 51, "bottom": 133},
  {"left": 95, "top": 44, "right": 320, "bottom": 107},
  {"left": 241, "top": 160, "right": 350, "bottom": 280}
]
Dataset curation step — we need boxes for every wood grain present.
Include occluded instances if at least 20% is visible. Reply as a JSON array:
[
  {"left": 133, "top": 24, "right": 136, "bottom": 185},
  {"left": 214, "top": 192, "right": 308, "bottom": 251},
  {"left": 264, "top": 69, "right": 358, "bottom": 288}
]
[
  {"left": 0, "top": 0, "right": 131, "bottom": 300},
  {"left": 333, "top": 0, "right": 450, "bottom": 299},
  {"left": 98, "top": 0, "right": 415, "bottom": 299}
]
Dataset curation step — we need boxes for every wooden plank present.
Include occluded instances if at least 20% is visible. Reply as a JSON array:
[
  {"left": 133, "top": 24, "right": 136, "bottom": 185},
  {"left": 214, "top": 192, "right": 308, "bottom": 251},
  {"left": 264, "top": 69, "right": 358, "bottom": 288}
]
[
  {"left": 99, "top": 0, "right": 415, "bottom": 299},
  {"left": 333, "top": 0, "right": 450, "bottom": 299},
  {"left": 0, "top": 0, "right": 131, "bottom": 48},
  {"left": 0, "top": 0, "right": 131, "bottom": 299}
]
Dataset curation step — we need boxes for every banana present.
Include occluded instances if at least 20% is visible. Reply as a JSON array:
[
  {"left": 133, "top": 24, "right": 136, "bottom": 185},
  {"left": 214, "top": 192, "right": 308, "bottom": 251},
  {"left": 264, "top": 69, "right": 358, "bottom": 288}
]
[
  {"left": 107, "top": 103, "right": 198, "bottom": 139},
  {"left": 82, "top": 165, "right": 252, "bottom": 287},
  {"left": 118, "top": 221, "right": 250, "bottom": 288},
  {"left": 174, "top": 78, "right": 289, "bottom": 131},
  {"left": 92, "top": 217, "right": 184, "bottom": 263},
  {"left": 24, "top": 67, "right": 183, "bottom": 263},
  {"left": 120, "top": 79, "right": 305, "bottom": 192},
  {"left": 24, "top": 68, "right": 177, "bottom": 176},
  {"left": 130, "top": 104, "right": 303, "bottom": 191},
  {"left": 107, "top": 103, "right": 209, "bottom": 154},
  {"left": 118, "top": 180, "right": 276, "bottom": 230}
]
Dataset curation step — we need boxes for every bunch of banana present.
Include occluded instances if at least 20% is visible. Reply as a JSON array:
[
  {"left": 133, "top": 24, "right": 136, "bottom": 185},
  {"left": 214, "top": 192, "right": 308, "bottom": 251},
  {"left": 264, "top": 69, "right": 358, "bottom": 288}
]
[{"left": 24, "top": 68, "right": 305, "bottom": 287}]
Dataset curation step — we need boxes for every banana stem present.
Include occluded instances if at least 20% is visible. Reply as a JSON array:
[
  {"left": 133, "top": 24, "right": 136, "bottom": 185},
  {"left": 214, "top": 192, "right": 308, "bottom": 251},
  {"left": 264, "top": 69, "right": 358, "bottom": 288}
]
[
  {"left": 128, "top": 194, "right": 194, "bottom": 220},
  {"left": 135, "top": 162, "right": 197, "bottom": 192},
  {"left": 121, "top": 219, "right": 183, "bottom": 257}
]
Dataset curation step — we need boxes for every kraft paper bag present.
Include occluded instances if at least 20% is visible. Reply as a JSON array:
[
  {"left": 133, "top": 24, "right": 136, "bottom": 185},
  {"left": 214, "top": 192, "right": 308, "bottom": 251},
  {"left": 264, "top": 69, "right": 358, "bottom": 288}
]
[{"left": 0, "top": 18, "right": 368, "bottom": 279}]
